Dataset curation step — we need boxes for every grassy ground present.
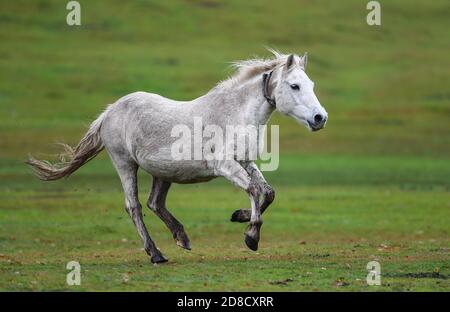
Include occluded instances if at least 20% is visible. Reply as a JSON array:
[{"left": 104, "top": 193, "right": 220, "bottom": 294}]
[{"left": 0, "top": 0, "right": 449, "bottom": 291}]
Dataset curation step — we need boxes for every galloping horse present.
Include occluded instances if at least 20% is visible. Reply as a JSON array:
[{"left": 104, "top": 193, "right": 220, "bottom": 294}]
[{"left": 27, "top": 51, "right": 328, "bottom": 263}]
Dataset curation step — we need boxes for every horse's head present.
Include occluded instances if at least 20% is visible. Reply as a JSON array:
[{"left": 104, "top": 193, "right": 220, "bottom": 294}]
[{"left": 274, "top": 53, "right": 328, "bottom": 131}]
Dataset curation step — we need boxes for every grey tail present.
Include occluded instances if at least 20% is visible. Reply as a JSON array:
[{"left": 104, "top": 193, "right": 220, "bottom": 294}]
[{"left": 26, "top": 107, "right": 110, "bottom": 181}]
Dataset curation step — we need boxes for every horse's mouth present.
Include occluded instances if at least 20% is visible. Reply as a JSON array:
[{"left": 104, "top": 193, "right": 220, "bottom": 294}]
[
  {"left": 291, "top": 113, "right": 325, "bottom": 132},
  {"left": 307, "top": 120, "right": 323, "bottom": 132}
]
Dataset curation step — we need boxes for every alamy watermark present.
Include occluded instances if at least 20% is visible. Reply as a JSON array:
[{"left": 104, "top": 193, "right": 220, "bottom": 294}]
[
  {"left": 66, "top": 261, "right": 81, "bottom": 286},
  {"left": 366, "top": 1, "right": 381, "bottom": 26},
  {"left": 66, "top": 1, "right": 81, "bottom": 26},
  {"left": 170, "top": 117, "right": 279, "bottom": 171},
  {"left": 366, "top": 261, "right": 381, "bottom": 286}
]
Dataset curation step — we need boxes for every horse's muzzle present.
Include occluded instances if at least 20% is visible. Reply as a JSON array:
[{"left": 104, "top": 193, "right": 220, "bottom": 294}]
[{"left": 307, "top": 117, "right": 327, "bottom": 131}]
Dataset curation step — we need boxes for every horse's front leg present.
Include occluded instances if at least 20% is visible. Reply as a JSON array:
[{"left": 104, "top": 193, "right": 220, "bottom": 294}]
[
  {"left": 216, "top": 160, "right": 262, "bottom": 251},
  {"left": 230, "top": 162, "right": 275, "bottom": 223}
]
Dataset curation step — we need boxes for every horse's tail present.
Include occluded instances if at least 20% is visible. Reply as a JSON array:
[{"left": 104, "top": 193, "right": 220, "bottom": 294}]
[{"left": 26, "top": 106, "right": 111, "bottom": 181}]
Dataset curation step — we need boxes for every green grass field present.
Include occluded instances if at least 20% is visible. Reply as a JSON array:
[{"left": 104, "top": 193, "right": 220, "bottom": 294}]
[{"left": 0, "top": 0, "right": 449, "bottom": 291}]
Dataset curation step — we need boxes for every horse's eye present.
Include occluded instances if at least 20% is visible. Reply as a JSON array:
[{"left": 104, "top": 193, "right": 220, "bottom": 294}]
[{"left": 290, "top": 84, "right": 300, "bottom": 90}]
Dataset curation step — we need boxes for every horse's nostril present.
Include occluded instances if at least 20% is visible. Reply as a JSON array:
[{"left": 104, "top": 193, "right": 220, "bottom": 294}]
[{"left": 314, "top": 114, "right": 323, "bottom": 124}]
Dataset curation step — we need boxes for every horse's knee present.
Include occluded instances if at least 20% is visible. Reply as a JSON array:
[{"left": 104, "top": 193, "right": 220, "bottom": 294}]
[
  {"left": 125, "top": 203, "right": 142, "bottom": 217},
  {"left": 247, "top": 183, "right": 260, "bottom": 198},
  {"left": 264, "top": 185, "right": 275, "bottom": 204},
  {"left": 124, "top": 205, "right": 132, "bottom": 216},
  {"left": 146, "top": 198, "right": 158, "bottom": 212}
]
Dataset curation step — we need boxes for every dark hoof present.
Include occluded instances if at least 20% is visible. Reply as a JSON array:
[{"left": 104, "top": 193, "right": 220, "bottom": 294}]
[
  {"left": 231, "top": 209, "right": 250, "bottom": 223},
  {"left": 245, "top": 234, "right": 259, "bottom": 251},
  {"left": 174, "top": 231, "right": 191, "bottom": 250},
  {"left": 176, "top": 239, "right": 191, "bottom": 250},
  {"left": 151, "top": 254, "right": 168, "bottom": 264},
  {"left": 230, "top": 210, "right": 240, "bottom": 222}
]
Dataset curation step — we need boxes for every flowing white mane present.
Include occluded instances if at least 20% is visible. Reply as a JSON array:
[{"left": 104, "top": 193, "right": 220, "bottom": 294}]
[{"left": 217, "top": 49, "right": 290, "bottom": 89}]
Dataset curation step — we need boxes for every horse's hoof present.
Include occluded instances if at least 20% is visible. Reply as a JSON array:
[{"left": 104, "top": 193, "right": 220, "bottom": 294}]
[
  {"left": 151, "top": 254, "right": 168, "bottom": 264},
  {"left": 231, "top": 209, "right": 250, "bottom": 223},
  {"left": 174, "top": 231, "right": 191, "bottom": 250},
  {"left": 176, "top": 239, "right": 191, "bottom": 250},
  {"left": 230, "top": 210, "right": 240, "bottom": 222},
  {"left": 244, "top": 234, "right": 259, "bottom": 251}
]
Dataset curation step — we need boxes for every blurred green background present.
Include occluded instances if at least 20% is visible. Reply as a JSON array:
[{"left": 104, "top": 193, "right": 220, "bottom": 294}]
[{"left": 0, "top": 0, "right": 449, "bottom": 291}]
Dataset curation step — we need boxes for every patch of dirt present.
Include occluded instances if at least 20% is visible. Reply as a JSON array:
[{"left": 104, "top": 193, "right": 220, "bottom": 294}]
[
  {"left": 335, "top": 280, "right": 350, "bottom": 287},
  {"left": 385, "top": 272, "right": 448, "bottom": 280},
  {"left": 191, "top": 0, "right": 223, "bottom": 9},
  {"left": 25, "top": 193, "right": 77, "bottom": 200},
  {"left": 307, "top": 253, "right": 330, "bottom": 258},
  {"left": 269, "top": 278, "right": 294, "bottom": 286}
]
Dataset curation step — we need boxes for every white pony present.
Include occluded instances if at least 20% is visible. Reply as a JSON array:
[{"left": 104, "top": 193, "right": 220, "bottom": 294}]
[{"left": 27, "top": 51, "right": 328, "bottom": 263}]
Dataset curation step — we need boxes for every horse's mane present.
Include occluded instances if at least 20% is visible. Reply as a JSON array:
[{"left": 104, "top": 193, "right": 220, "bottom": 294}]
[{"left": 216, "top": 49, "right": 289, "bottom": 89}]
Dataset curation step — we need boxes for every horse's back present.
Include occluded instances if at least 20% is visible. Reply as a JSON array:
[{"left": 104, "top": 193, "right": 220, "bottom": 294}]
[{"left": 101, "top": 91, "right": 189, "bottom": 150}]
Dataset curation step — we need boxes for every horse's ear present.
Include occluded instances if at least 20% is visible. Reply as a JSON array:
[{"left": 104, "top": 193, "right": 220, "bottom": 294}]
[
  {"left": 285, "top": 54, "right": 295, "bottom": 70},
  {"left": 301, "top": 52, "right": 308, "bottom": 70}
]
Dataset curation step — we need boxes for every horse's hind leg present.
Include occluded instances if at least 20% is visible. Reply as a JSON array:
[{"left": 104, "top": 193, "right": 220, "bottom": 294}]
[
  {"left": 147, "top": 177, "right": 191, "bottom": 250},
  {"left": 109, "top": 153, "right": 167, "bottom": 263}
]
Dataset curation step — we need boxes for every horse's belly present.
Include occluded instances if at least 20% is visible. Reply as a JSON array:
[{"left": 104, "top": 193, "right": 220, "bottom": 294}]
[{"left": 137, "top": 157, "right": 217, "bottom": 184}]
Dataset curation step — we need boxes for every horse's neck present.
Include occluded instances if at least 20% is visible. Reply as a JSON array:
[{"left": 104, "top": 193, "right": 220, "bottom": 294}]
[
  {"left": 201, "top": 76, "right": 275, "bottom": 127},
  {"left": 236, "top": 76, "right": 276, "bottom": 126}
]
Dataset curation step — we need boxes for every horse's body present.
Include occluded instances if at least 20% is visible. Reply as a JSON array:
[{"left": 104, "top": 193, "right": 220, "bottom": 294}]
[
  {"left": 102, "top": 92, "right": 219, "bottom": 183},
  {"left": 27, "top": 51, "right": 328, "bottom": 263}
]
